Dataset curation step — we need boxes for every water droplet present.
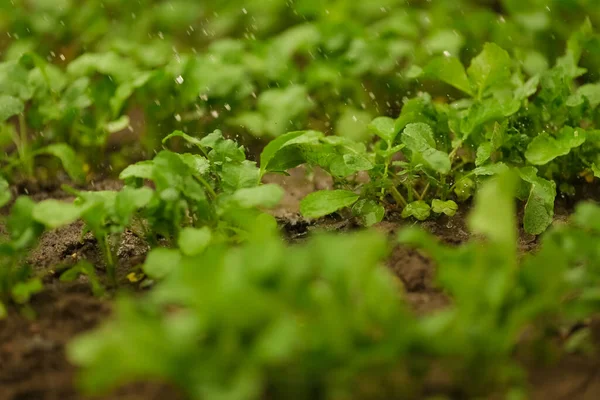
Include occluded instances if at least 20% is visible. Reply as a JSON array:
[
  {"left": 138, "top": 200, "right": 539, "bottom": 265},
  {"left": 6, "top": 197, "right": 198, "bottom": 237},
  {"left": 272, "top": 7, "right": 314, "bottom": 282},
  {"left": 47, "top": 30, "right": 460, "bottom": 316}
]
[
  {"left": 175, "top": 114, "right": 182, "bottom": 122},
  {"left": 443, "top": 50, "right": 451, "bottom": 57}
]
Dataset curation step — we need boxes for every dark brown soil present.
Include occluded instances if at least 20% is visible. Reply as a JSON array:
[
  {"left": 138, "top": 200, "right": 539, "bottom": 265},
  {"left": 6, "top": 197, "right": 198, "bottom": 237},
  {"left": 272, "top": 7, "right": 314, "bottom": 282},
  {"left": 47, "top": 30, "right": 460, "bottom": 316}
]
[{"left": 1, "top": 172, "right": 600, "bottom": 400}]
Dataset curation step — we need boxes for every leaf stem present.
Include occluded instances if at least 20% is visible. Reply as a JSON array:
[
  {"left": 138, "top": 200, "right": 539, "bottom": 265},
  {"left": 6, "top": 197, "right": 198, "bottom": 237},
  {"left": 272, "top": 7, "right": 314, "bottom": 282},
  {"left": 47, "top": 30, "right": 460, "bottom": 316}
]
[{"left": 389, "top": 185, "right": 407, "bottom": 207}]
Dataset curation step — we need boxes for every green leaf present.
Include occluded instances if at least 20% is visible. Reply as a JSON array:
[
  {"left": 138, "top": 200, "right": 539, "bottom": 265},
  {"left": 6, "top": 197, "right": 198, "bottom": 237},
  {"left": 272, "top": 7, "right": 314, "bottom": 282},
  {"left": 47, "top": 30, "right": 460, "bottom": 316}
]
[
  {"left": 300, "top": 190, "right": 359, "bottom": 219},
  {"left": 401, "top": 200, "right": 431, "bottom": 221},
  {"left": 11, "top": 278, "right": 43, "bottom": 304},
  {"left": 468, "top": 171, "right": 517, "bottom": 246},
  {"left": 105, "top": 115, "right": 130, "bottom": 133},
  {"left": 424, "top": 56, "right": 473, "bottom": 95},
  {"left": 143, "top": 248, "right": 182, "bottom": 280},
  {"left": 453, "top": 176, "right": 475, "bottom": 201},
  {"left": 352, "top": 199, "right": 385, "bottom": 226},
  {"left": 0, "top": 95, "right": 24, "bottom": 122},
  {"left": 525, "top": 127, "right": 586, "bottom": 166},
  {"left": 401, "top": 123, "right": 451, "bottom": 174},
  {"left": 220, "top": 161, "right": 260, "bottom": 192},
  {"left": 519, "top": 167, "right": 556, "bottom": 235},
  {"left": 232, "top": 184, "right": 284, "bottom": 208},
  {"left": 592, "top": 163, "right": 600, "bottom": 178},
  {"left": 368, "top": 117, "right": 398, "bottom": 142},
  {"left": 37, "top": 144, "right": 86, "bottom": 183},
  {"left": 178, "top": 227, "right": 212, "bottom": 256},
  {"left": 119, "top": 161, "right": 155, "bottom": 181},
  {"left": 260, "top": 130, "right": 322, "bottom": 175},
  {"left": 431, "top": 199, "right": 458, "bottom": 216},
  {"left": 0, "top": 175, "right": 10, "bottom": 207},
  {"left": 163, "top": 130, "right": 203, "bottom": 149},
  {"left": 467, "top": 43, "right": 512, "bottom": 97},
  {"left": 33, "top": 200, "right": 84, "bottom": 229}
]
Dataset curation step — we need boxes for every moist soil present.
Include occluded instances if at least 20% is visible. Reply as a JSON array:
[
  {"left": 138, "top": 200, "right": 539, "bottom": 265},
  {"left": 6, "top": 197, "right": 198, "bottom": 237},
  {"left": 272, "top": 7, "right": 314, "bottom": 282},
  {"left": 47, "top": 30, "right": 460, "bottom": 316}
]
[{"left": 1, "top": 172, "right": 599, "bottom": 399}]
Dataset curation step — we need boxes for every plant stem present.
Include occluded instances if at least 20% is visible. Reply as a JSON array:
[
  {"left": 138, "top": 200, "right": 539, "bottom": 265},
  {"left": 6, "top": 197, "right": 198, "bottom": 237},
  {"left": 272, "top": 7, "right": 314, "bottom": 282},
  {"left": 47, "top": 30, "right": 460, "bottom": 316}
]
[
  {"left": 101, "top": 235, "right": 116, "bottom": 286},
  {"left": 389, "top": 185, "right": 407, "bottom": 207},
  {"left": 419, "top": 182, "right": 430, "bottom": 200}
]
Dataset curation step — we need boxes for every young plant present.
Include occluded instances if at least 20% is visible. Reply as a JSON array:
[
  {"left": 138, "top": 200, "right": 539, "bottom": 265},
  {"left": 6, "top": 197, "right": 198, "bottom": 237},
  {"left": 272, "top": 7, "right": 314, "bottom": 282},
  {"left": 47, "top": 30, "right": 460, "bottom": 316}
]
[
  {"left": 121, "top": 129, "right": 283, "bottom": 242},
  {"left": 31, "top": 186, "right": 153, "bottom": 286},
  {"left": 0, "top": 55, "right": 86, "bottom": 183},
  {"left": 0, "top": 196, "right": 45, "bottom": 317}
]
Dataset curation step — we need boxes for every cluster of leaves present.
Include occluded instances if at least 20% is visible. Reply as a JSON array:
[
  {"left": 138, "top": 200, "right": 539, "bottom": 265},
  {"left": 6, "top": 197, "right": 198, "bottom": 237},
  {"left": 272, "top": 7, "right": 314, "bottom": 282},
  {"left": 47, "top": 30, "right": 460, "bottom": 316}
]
[
  {"left": 65, "top": 172, "right": 600, "bottom": 399},
  {"left": 0, "top": 193, "right": 45, "bottom": 317},
  {"left": 0, "top": 130, "right": 281, "bottom": 308},
  {"left": 264, "top": 20, "right": 600, "bottom": 235},
  {"left": 3, "top": 1, "right": 600, "bottom": 184},
  {"left": 26, "top": 130, "right": 282, "bottom": 286}
]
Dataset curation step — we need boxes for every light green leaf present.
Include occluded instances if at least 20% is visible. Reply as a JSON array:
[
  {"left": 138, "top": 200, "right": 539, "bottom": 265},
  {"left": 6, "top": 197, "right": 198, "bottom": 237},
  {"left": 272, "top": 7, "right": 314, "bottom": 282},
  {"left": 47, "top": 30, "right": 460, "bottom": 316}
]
[
  {"left": 592, "top": 163, "right": 600, "bottom": 178},
  {"left": 0, "top": 95, "right": 24, "bottom": 122},
  {"left": 178, "top": 227, "right": 212, "bottom": 256},
  {"left": 33, "top": 200, "right": 84, "bottom": 228},
  {"left": 300, "top": 190, "right": 359, "bottom": 219},
  {"left": 467, "top": 43, "right": 512, "bottom": 97},
  {"left": 431, "top": 199, "right": 458, "bottom": 216},
  {"left": 37, "top": 144, "right": 85, "bottom": 182},
  {"left": 424, "top": 56, "right": 473, "bottom": 95},
  {"left": 259, "top": 130, "right": 323, "bottom": 175},
  {"left": 0, "top": 175, "right": 10, "bottom": 207},
  {"left": 232, "top": 184, "right": 284, "bottom": 208},
  {"left": 401, "top": 123, "right": 451, "bottom": 174},
  {"left": 105, "top": 115, "right": 130, "bottom": 133},
  {"left": 368, "top": 117, "right": 398, "bottom": 142},
  {"left": 143, "top": 248, "right": 182, "bottom": 280},
  {"left": 401, "top": 200, "right": 431, "bottom": 221},
  {"left": 352, "top": 199, "right": 385, "bottom": 226},
  {"left": 119, "top": 161, "right": 155, "bottom": 181},
  {"left": 519, "top": 167, "right": 556, "bottom": 235},
  {"left": 468, "top": 171, "right": 517, "bottom": 246},
  {"left": 220, "top": 160, "right": 260, "bottom": 192},
  {"left": 11, "top": 278, "right": 43, "bottom": 304},
  {"left": 525, "top": 127, "right": 586, "bottom": 166}
]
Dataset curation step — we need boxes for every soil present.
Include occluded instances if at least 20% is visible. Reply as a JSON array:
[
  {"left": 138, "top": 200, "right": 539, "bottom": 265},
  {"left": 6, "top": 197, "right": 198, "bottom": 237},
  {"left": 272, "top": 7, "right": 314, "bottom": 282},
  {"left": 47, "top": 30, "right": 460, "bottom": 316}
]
[{"left": 1, "top": 171, "right": 600, "bottom": 399}]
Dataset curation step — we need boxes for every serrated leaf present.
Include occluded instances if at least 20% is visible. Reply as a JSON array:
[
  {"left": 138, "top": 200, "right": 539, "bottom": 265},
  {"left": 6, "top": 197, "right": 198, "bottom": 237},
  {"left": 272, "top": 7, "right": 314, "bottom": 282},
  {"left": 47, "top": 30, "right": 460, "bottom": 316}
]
[
  {"left": 401, "top": 200, "right": 431, "bottom": 221},
  {"left": 300, "top": 190, "right": 359, "bottom": 219},
  {"left": 401, "top": 123, "right": 451, "bottom": 174},
  {"left": 431, "top": 199, "right": 458, "bottom": 216},
  {"left": 178, "top": 227, "right": 212, "bottom": 256}
]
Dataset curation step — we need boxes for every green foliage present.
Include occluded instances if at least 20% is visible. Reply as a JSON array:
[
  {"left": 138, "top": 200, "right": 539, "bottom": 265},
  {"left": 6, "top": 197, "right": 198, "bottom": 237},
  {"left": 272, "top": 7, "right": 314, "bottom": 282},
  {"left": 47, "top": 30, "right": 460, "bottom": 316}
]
[
  {"left": 68, "top": 230, "right": 412, "bottom": 400},
  {"left": 0, "top": 197, "right": 45, "bottom": 316}
]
